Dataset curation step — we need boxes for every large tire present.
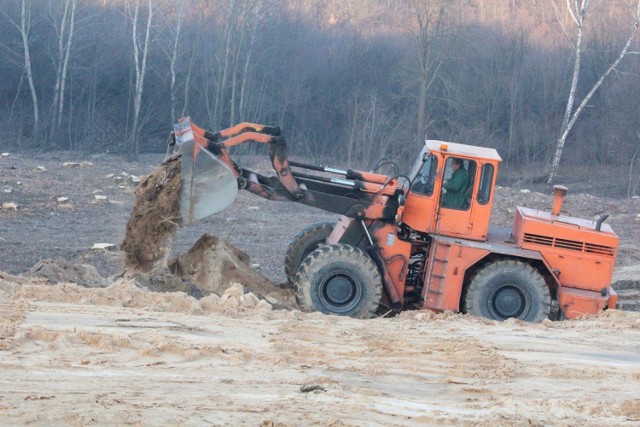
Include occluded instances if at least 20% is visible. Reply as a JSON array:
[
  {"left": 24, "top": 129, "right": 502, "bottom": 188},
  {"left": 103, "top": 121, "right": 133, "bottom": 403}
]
[
  {"left": 463, "top": 260, "right": 551, "bottom": 322},
  {"left": 284, "top": 222, "right": 336, "bottom": 283},
  {"left": 295, "top": 243, "right": 382, "bottom": 318}
]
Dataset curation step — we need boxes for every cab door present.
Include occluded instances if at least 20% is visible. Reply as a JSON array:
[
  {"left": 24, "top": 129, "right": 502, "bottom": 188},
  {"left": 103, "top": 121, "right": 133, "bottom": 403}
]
[
  {"left": 436, "top": 157, "right": 477, "bottom": 239},
  {"left": 401, "top": 153, "right": 439, "bottom": 233}
]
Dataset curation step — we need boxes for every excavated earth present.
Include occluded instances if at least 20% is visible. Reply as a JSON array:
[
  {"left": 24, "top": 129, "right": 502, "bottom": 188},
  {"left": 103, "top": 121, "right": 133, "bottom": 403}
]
[
  {"left": 120, "top": 155, "right": 182, "bottom": 272},
  {"left": 0, "top": 151, "right": 639, "bottom": 424},
  {"left": 117, "top": 155, "right": 297, "bottom": 308}
]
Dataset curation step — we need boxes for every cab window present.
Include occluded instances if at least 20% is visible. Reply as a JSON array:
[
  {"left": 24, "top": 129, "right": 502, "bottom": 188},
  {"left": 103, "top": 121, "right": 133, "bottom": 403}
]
[
  {"left": 411, "top": 154, "right": 438, "bottom": 196},
  {"left": 441, "top": 157, "right": 476, "bottom": 211},
  {"left": 477, "top": 164, "right": 494, "bottom": 205}
]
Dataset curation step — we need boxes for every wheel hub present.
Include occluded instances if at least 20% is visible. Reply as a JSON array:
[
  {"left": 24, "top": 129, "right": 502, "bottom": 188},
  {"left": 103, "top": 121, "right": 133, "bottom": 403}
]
[
  {"left": 490, "top": 285, "right": 527, "bottom": 319},
  {"left": 318, "top": 270, "right": 362, "bottom": 313},
  {"left": 325, "top": 276, "right": 353, "bottom": 303}
]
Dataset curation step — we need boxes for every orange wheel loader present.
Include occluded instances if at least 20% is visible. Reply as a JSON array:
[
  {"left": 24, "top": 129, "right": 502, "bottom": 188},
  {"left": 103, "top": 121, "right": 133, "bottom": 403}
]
[{"left": 170, "top": 117, "right": 619, "bottom": 322}]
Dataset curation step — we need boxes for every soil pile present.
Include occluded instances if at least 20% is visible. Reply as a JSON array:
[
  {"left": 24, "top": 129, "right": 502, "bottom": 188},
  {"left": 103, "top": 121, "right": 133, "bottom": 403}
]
[
  {"left": 169, "top": 234, "right": 297, "bottom": 309},
  {"left": 121, "top": 156, "right": 182, "bottom": 271},
  {"left": 2, "top": 277, "right": 274, "bottom": 316},
  {"left": 119, "top": 157, "right": 295, "bottom": 308},
  {"left": 26, "top": 258, "right": 108, "bottom": 288},
  {"left": 128, "top": 268, "right": 204, "bottom": 299}
]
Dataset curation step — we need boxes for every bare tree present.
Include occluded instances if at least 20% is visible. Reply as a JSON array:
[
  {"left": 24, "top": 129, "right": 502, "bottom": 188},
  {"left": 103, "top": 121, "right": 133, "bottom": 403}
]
[
  {"left": 211, "top": 0, "right": 239, "bottom": 129},
  {"left": 547, "top": 0, "right": 640, "bottom": 183},
  {"left": 127, "top": 0, "right": 154, "bottom": 160},
  {"left": 180, "top": 10, "right": 204, "bottom": 118},
  {"left": 235, "top": 0, "right": 261, "bottom": 124},
  {"left": 629, "top": 130, "right": 640, "bottom": 198},
  {"left": 408, "top": 0, "right": 458, "bottom": 145},
  {"left": 158, "top": 0, "right": 183, "bottom": 124},
  {"left": 48, "top": 0, "right": 77, "bottom": 140},
  {"left": 1, "top": 0, "right": 40, "bottom": 138}
]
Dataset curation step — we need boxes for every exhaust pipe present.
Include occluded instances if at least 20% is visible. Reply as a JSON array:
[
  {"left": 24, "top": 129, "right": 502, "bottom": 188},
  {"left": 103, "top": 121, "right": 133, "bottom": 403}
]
[{"left": 551, "top": 185, "right": 568, "bottom": 216}]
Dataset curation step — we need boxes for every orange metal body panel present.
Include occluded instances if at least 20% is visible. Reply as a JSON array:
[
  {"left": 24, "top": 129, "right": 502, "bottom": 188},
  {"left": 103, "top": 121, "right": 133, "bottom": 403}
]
[
  {"left": 359, "top": 195, "right": 393, "bottom": 219},
  {"left": 353, "top": 170, "right": 393, "bottom": 186},
  {"left": 371, "top": 223, "right": 413, "bottom": 302},
  {"left": 422, "top": 240, "right": 489, "bottom": 312},
  {"left": 216, "top": 122, "right": 275, "bottom": 138},
  {"left": 608, "top": 287, "right": 619, "bottom": 309},
  {"left": 558, "top": 286, "right": 612, "bottom": 319},
  {"left": 326, "top": 216, "right": 353, "bottom": 245},
  {"left": 512, "top": 207, "right": 618, "bottom": 293},
  {"left": 357, "top": 181, "right": 400, "bottom": 197},
  {"left": 401, "top": 192, "right": 437, "bottom": 232}
]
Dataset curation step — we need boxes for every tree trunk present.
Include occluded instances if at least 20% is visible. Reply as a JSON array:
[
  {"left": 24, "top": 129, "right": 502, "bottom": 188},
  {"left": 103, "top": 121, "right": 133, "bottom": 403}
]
[
  {"left": 57, "top": 0, "right": 76, "bottom": 128},
  {"left": 20, "top": 0, "right": 39, "bottom": 139},
  {"left": 548, "top": 0, "right": 639, "bottom": 183},
  {"left": 169, "top": 0, "right": 183, "bottom": 123},
  {"left": 239, "top": 4, "right": 259, "bottom": 122},
  {"left": 128, "top": 0, "right": 153, "bottom": 161},
  {"left": 49, "top": 0, "right": 76, "bottom": 140},
  {"left": 547, "top": 0, "right": 587, "bottom": 184}
]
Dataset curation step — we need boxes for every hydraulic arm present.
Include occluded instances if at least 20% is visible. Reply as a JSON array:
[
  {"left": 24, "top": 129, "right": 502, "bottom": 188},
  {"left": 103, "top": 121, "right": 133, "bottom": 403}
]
[{"left": 172, "top": 117, "right": 404, "bottom": 224}]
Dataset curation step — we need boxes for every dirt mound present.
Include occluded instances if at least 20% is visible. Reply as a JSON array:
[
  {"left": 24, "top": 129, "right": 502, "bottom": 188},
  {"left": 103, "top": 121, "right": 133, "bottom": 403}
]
[
  {"left": 120, "top": 156, "right": 182, "bottom": 271},
  {"left": 122, "top": 234, "right": 297, "bottom": 308},
  {"left": 1, "top": 277, "right": 274, "bottom": 317},
  {"left": 128, "top": 268, "right": 204, "bottom": 299},
  {"left": 26, "top": 258, "right": 108, "bottom": 288},
  {"left": 169, "top": 234, "right": 297, "bottom": 309},
  {"left": 119, "top": 157, "right": 295, "bottom": 308}
]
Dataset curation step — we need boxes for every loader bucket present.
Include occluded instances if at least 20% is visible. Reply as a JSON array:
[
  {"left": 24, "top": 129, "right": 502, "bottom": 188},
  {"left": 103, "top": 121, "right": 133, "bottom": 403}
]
[{"left": 179, "top": 137, "right": 238, "bottom": 225}]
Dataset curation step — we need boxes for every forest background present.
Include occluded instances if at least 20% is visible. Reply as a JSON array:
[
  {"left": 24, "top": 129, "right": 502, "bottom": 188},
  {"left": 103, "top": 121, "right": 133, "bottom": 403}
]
[{"left": 1, "top": 0, "right": 639, "bottom": 194}]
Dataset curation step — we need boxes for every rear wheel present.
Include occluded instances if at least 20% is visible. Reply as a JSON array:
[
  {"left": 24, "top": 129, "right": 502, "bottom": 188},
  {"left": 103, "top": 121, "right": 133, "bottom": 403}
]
[
  {"left": 463, "top": 260, "right": 551, "bottom": 322},
  {"left": 284, "top": 222, "right": 335, "bottom": 283},
  {"left": 295, "top": 243, "right": 382, "bottom": 318}
]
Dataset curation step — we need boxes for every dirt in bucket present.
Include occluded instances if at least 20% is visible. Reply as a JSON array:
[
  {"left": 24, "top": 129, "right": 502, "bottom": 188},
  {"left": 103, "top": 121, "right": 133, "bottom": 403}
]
[{"left": 120, "top": 156, "right": 182, "bottom": 272}]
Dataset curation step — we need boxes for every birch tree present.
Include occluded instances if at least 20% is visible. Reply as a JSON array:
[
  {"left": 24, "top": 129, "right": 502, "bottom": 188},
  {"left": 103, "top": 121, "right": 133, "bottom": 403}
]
[
  {"left": 628, "top": 131, "right": 640, "bottom": 198},
  {"left": 232, "top": 0, "right": 261, "bottom": 124},
  {"left": 48, "top": 0, "right": 77, "bottom": 139},
  {"left": 0, "top": 0, "right": 39, "bottom": 138},
  {"left": 127, "top": 0, "right": 154, "bottom": 160},
  {"left": 547, "top": 0, "right": 640, "bottom": 184},
  {"left": 158, "top": 0, "right": 183, "bottom": 124}
]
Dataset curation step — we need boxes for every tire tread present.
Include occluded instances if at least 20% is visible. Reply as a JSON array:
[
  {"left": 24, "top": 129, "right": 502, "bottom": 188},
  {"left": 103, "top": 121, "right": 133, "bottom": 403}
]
[
  {"left": 463, "top": 259, "right": 551, "bottom": 322},
  {"left": 284, "top": 222, "right": 335, "bottom": 283},
  {"left": 295, "top": 243, "right": 382, "bottom": 318}
]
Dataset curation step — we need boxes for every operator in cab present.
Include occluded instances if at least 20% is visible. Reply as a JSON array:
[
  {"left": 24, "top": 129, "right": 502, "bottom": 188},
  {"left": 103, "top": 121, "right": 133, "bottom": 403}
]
[{"left": 442, "top": 158, "right": 468, "bottom": 209}]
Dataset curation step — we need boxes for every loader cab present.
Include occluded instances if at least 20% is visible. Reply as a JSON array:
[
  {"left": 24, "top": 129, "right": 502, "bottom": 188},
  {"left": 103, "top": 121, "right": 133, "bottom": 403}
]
[{"left": 400, "top": 140, "right": 502, "bottom": 241}]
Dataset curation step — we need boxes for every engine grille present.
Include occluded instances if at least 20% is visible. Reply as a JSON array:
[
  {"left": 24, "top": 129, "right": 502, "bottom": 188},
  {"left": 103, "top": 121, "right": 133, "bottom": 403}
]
[{"left": 523, "top": 233, "right": 615, "bottom": 257}]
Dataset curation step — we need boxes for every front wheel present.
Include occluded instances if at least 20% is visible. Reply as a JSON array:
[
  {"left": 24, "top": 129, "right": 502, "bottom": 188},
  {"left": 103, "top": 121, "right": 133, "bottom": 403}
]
[
  {"left": 295, "top": 244, "right": 382, "bottom": 318},
  {"left": 284, "top": 222, "right": 336, "bottom": 283},
  {"left": 463, "top": 260, "right": 551, "bottom": 322}
]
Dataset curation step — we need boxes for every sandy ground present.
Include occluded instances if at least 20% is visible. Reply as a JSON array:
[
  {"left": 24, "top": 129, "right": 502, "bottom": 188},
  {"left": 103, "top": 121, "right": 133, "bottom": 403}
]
[
  {"left": 2, "top": 151, "right": 640, "bottom": 425},
  {"left": 1, "top": 275, "right": 639, "bottom": 426}
]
